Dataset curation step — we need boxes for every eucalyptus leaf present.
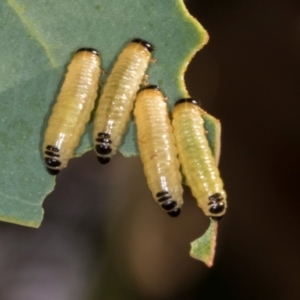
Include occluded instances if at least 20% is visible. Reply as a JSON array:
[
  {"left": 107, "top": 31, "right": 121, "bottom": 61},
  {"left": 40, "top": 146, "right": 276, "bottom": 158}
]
[
  {"left": 0, "top": 0, "right": 209, "bottom": 227},
  {"left": 190, "top": 218, "right": 218, "bottom": 267}
]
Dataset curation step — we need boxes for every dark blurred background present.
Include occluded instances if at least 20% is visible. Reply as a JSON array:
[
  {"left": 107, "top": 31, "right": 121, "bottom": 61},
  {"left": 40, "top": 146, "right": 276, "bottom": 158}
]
[{"left": 1, "top": 0, "right": 300, "bottom": 299}]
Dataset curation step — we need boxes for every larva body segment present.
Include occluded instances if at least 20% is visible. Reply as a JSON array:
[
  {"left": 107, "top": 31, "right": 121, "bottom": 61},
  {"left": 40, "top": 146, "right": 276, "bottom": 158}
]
[
  {"left": 134, "top": 86, "right": 183, "bottom": 217},
  {"left": 172, "top": 99, "right": 227, "bottom": 220},
  {"left": 93, "top": 39, "right": 153, "bottom": 164},
  {"left": 43, "top": 49, "right": 101, "bottom": 175}
]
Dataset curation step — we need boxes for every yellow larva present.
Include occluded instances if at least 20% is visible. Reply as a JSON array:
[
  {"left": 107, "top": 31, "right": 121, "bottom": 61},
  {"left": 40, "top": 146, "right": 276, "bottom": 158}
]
[
  {"left": 43, "top": 48, "right": 101, "bottom": 175},
  {"left": 134, "top": 86, "right": 183, "bottom": 217},
  {"left": 93, "top": 38, "right": 153, "bottom": 164},
  {"left": 172, "top": 98, "right": 227, "bottom": 220}
]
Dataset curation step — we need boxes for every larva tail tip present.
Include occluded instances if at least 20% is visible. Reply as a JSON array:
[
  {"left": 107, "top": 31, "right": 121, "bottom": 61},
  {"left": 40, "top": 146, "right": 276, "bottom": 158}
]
[
  {"left": 167, "top": 208, "right": 181, "bottom": 217},
  {"left": 97, "top": 156, "right": 110, "bottom": 164},
  {"left": 76, "top": 48, "right": 99, "bottom": 56},
  {"left": 131, "top": 38, "right": 154, "bottom": 52},
  {"left": 175, "top": 98, "right": 200, "bottom": 107},
  {"left": 47, "top": 168, "right": 60, "bottom": 175}
]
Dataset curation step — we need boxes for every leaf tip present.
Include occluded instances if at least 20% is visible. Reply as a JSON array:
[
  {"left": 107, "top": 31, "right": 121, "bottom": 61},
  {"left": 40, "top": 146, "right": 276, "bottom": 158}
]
[{"left": 189, "top": 219, "right": 218, "bottom": 267}]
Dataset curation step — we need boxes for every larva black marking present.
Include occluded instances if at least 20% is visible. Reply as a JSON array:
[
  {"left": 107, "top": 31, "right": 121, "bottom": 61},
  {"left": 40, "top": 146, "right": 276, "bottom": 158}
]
[
  {"left": 208, "top": 193, "right": 225, "bottom": 216},
  {"left": 44, "top": 157, "right": 61, "bottom": 175},
  {"left": 208, "top": 193, "right": 224, "bottom": 204},
  {"left": 95, "top": 138, "right": 112, "bottom": 143},
  {"left": 44, "top": 151, "right": 60, "bottom": 157},
  {"left": 44, "top": 157, "right": 61, "bottom": 167},
  {"left": 156, "top": 191, "right": 169, "bottom": 198},
  {"left": 156, "top": 191, "right": 179, "bottom": 215},
  {"left": 95, "top": 132, "right": 112, "bottom": 156},
  {"left": 209, "top": 202, "right": 225, "bottom": 214},
  {"left": 44, "top": 145, "right": 62, "bottom": 172},
  {"left": 157, "top": 195, "right": 172, "bottom": 203},
  {"left": 168, "top": 208, "right": 181, "bottom": 218},
  {"left": 161, "top": 200, "right": 177, "bottom": 211},
  {"left": 46, "top": 145, "right": 59, "bottom": 152},
  {"left": 97, "top": 133, "right": 110, "bottom": 138},
  {"left": 95, "top": 144, "right": 112, "bottom": 155}
]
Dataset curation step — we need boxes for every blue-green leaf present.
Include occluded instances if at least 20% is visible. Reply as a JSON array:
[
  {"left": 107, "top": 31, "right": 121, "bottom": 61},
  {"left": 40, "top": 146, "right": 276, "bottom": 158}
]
[{"left": 0, "top": 0, "right": 208, "bottom": 227}]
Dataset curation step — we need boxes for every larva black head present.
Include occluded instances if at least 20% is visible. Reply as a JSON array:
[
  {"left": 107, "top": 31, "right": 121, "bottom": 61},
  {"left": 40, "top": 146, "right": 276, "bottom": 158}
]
[
  {"left": 141, "top": 85, "right": 160, "bottom": 91},
  {"left": 175, "top": 98, "right": 200, "bottom": 107},
  {"left": 47, "top": 168, "right": 60, "bottom": 175},
  {"left": 209, "top": 202, "right": 225, "bottom": 214},
  {"left": 97, "top": 156, "right": 110, "bottom": 164},
  {"left": 131, "top": 38, "right": 154, "bottom": 52},
  {"left": 161, "top": 200, "right": 177, "bottom": 211},
  {"left": 168, "top": 208, "right": 181, "bottom": 217},
  {"left": 76, "top": 48, "right": 99, "bottom": 56}
]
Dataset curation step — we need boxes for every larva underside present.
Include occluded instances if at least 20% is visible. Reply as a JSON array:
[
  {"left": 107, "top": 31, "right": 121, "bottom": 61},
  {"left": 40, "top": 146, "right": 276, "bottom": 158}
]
[
  {"left": 93, "top": 39, "right": 153, "bottom": 164},
  {"left": 172, "top": 99, "right": 227, "bottom": 219},
  {"left": 134, "top": 86, "right": 183, "bottom": 217},
  {"left": 43, "top": 48, "right": 101, "bottom": 175}
]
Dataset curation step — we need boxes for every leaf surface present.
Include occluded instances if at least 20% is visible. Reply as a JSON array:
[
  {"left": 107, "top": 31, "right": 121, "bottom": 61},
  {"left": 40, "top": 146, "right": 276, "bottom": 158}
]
[
  {"left": 0, "top": 0, "right": 208, "bottom": 227},
  {"left": 190, "top": 219, "right": 218, "bottom": 267}
]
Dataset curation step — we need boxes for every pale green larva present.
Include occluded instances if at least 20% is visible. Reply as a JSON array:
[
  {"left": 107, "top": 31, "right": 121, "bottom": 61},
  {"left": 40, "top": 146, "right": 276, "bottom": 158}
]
[
  {"left": 93, "top": 38, "right": 154, "bottom": 164},
  {"left": 172, "top": 98, "right": 227, "bottom": 220},
  {"left": 134, "top": 86, "right": 183, "bottom": 217},
  {"left": 43, "top": 48, "right": 101, "bottom": 175}
]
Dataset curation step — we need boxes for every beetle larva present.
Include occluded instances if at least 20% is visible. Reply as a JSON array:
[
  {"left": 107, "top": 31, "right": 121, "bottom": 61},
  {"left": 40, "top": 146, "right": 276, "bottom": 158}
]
[
  {"left": 134, "top": 86, "right": 183, "bottom": 217},
  {"left": 43, "top": 48, "right": 101, "bottom": 175},
  {"left": 172, "top": 98, "right": 227, "bottom": 220},
  {"left": 93, "top": 38, "right": 154, "bottom": 164}
]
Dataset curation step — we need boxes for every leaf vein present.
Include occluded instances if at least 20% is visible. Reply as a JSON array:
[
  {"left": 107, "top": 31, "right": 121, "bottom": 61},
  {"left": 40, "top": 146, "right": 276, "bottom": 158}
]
[{"left": 6, "top": 0, "right": 58, "bottom": 68}]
